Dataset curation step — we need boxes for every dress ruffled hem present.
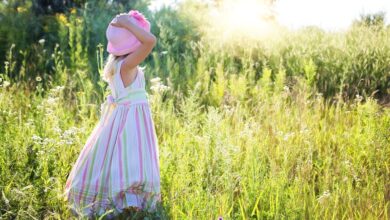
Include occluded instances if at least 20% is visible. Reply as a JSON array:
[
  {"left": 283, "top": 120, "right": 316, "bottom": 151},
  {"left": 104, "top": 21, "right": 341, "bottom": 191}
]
[{"left": 65, "top": 187, "right": 161, "bottom": 218}]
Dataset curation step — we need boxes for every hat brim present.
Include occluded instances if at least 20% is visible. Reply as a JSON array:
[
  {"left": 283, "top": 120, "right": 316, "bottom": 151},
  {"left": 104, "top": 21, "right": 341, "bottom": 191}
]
[{"left": 107, "top": 41, "right": 141, "bottom": 56}]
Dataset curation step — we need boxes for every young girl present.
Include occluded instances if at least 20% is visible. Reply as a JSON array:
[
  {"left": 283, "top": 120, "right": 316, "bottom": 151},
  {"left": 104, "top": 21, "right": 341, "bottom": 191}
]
[{"left": 63, "top": 10, "right": 161, "bottom": 218}]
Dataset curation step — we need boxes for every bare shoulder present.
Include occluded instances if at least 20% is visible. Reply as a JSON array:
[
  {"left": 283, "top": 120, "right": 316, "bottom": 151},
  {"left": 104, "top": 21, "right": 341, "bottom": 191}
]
[{"left": 119, "top": 61, "right": 138, "bottom": 87}]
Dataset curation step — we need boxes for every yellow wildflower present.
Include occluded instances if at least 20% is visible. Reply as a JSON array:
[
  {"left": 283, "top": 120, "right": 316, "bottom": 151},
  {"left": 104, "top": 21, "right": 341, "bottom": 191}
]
[
  {"left": 17, "top": 6, "right": 27, "bottom": 13},
  {"left": 56, "top": 13, "right": 69, "bottom": 26}
]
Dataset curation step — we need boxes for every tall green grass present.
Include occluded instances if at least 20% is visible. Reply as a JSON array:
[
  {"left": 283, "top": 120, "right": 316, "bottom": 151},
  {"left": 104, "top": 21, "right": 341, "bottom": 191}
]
[
  {"left": 0, "top": 1, "right": 389, "bottom": 219},
  {"left": 1, "top": 67, "right": 389, "bottom": 219}
]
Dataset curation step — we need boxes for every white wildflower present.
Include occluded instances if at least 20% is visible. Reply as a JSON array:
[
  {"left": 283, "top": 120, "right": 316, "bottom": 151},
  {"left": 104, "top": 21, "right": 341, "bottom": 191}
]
[
  {"left": 38, "top": 39, "right": 45, "bottom": 45},
  {"left": 283, "top": 132, "right": 294, "bottom": 141},
  {"left": 26, "top": 118, "right": 34, "bottom": 126},
  {"left": 355, "top": 94, "right": 363, "bottom": 102},
  {"left": 62, "top": 127, "right": 78, "bottom": 137},
  {"left": 36, "top": 104, "right": 44, "bottom": 110},
  {"left": 45, "top": 108, "right": 54, "bottom": 115},
  {"left": 61, "top": 127, "right": 78, "bottom": 138},
  {"left": 46, "top": 97, "right": 58, "bottom": 105},
  {"left": 150, "top": 77, "right": 161, "bottom": 84},
  {"left": 160, "top": 84, "right": 170, "bottom": 92},
  {"left": 2, "top": 191, "right": 9, "bottom": 206},
  {"left": 60, "top": 127, "right": 79, "bottom": 146},
  {"left": 42, "top": 138, "right": 54, "bottom": 146},
  {"left": 32, "top": 134, "right": 43, "bottom": 143},
  {"left": 317, "top": 190, "right": 331, "bottom": 204},
  {"left": 344, "top": 160, "right": 351, "bottom": 167},
  {"left": 300, "top": 128, "right": 309, "bottom": 134},
  {"left": 53, "top": 126, "right": 62, "bottom": 134},
  {"left": 37, "top": 150, "right": 45, "bottom": 155},
  {"left": 151, "top": 84, "right": 170, "bottom": 94},
  {"left": 54, "top": 85, "right": 65, "bottom": 91},
  {"left": 2, "top": 81, "right": 10, "bottom": 88}
]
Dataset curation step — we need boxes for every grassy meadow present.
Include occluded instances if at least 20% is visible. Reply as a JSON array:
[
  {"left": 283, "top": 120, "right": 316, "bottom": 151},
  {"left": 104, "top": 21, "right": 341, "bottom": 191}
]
[{"left": 0, "top": 0, "right": 389, "bottom": 219}]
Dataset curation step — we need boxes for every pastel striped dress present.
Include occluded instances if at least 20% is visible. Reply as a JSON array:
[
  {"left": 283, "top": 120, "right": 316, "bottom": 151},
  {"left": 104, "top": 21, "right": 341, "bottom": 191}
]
[{"left": 63, "top": 59, "right": 161, "bottom": 218}]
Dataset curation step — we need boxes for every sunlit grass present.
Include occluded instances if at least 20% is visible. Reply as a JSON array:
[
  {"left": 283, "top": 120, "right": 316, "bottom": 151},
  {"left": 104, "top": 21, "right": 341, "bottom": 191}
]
[
  {"left": 0, "top": 1, "right": 389, "bottom": 219},
  {"left": 1, "top": 72, "right": 389, "bottom": 219}
]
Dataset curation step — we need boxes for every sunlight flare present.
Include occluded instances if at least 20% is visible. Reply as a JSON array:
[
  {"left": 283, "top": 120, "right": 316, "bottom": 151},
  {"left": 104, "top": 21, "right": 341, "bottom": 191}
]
[{"left": 204, "top": 0, "right": 278, "bottom": 43}]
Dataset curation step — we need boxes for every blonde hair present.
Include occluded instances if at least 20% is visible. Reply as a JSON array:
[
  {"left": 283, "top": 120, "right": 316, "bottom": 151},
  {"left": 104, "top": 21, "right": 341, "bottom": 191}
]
[
  {"left": 102, "top": 53, "right": 146, "bottom": 82},
  {"left": 102, "top": 54, "right": 124, "bottom": 82}
]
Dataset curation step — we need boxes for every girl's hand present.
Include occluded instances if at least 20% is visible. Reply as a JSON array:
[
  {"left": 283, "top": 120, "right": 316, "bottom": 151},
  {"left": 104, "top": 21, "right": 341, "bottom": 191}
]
[{"left": 110, "top": 13, "right": 132, "bottom": 28}]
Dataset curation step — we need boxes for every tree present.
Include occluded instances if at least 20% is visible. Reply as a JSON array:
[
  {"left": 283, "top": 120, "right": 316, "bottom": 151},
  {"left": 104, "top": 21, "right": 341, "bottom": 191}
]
[{"left": 352, "top": 11, "right": 386, "bottom": 28}]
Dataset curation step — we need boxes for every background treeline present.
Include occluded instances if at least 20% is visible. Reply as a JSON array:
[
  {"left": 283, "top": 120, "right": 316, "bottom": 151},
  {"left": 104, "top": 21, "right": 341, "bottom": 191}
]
[
  {"left": 0, "top": 0, "right": 389, "bottom": 219},
  {"left": 0, "top": 0, "right": 389, "bottom": 105}
]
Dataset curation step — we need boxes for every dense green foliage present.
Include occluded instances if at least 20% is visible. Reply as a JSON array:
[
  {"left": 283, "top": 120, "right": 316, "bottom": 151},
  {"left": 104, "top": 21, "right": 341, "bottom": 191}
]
[{"left": 0, "top": 0, "right": 389, "bottom": 219}]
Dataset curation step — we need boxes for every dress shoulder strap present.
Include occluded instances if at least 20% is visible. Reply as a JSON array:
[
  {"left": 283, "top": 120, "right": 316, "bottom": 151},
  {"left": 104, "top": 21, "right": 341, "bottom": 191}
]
[{"left": 115, "top": 59, "right": 125, "bottom": 75}]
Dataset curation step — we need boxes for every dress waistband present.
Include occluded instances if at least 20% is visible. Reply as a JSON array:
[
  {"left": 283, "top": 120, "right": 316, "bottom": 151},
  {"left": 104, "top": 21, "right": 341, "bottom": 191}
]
[
  {"left": 106, "top": 88, "right": 148, "bottom": 106},
  {"left": 100, "top": 88, "right": 148, "bottom": 119}
]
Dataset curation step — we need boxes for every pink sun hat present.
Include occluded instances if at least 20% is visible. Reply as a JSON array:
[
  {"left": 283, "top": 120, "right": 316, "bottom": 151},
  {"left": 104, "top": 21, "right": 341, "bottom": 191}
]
[{"left": 106, "top": 10, "right": 151, "bottom": 56}]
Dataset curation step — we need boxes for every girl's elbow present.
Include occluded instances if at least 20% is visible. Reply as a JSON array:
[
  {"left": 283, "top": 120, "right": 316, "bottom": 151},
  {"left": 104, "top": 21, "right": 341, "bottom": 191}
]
[
  {"left": 148, "top": 35, "right": 157, "bottom": 46},
  {"left": 141, "top": 35, "right": 156, "bottom": 47}
]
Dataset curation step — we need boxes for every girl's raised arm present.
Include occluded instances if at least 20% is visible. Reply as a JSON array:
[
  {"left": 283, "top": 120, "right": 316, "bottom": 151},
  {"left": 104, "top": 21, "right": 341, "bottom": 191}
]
[{"left": 110, "top": 13, "right": 156, "bottom": 72}]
